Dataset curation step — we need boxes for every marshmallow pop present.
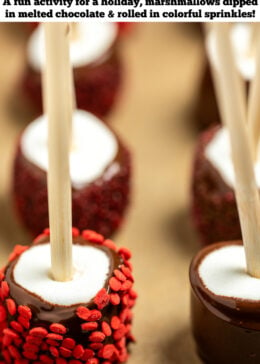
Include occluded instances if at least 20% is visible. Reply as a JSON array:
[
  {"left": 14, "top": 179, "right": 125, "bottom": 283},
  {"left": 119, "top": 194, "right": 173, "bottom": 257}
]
[
  {"left": 195, "top": 23, "right": 254, "bottom": 130},
  {"left": 12, "top": 109, "right": 131, "bottom": 237},
  {"left": 190, "top": 24, "right": 260, "bottom": 363},
  {"left": 0, "top": 229, "right": 137, "bottom": 364},
  {"left": 190, "top": 241, "right": 260, "bottom": 364},
  {"left": 22, "top": 23, "right": 122, "bottom": 118}
]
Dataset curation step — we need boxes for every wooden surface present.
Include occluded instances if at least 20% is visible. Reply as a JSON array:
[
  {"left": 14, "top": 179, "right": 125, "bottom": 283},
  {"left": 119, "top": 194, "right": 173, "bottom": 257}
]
[{"left": 0, "top": 23, "right": 204, "bottom": 363}]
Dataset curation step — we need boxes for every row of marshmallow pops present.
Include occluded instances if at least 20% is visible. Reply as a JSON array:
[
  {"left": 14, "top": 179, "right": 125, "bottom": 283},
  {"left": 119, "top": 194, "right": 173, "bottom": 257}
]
[
  {"left": 190, "top": 23, "right": 260, "bottom": 363},
  {"left": 13, "top": 22, "right": 132, "bottom": 237},
  {"left": 6, "top": 20, "right": 258, "bottom": 362},
  {"left": 0, "top": 23, "right": 136, "bottom": 364}
]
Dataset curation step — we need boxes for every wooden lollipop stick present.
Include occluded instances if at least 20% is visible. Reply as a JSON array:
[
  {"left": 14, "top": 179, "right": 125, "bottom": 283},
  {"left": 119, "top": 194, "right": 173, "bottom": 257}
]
[
  {"left": 67, "top": 23, "right": 77, "bottom": 142},
  {"left": 210, "top": 23, "right": 260, "bottom": 278},
  {"left": 248, "top": 23, "right": 260, "bottom": 160},
  {"left": 43, "top": 23, "right": 73, "bottom": 282}
]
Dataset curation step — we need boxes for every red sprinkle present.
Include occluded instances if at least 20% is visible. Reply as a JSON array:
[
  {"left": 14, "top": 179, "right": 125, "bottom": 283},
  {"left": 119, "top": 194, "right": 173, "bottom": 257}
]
[
  {"left": 47, "top": 339, "right": 61, "bottom": 347},
  {"left": 43, "top": 228, "right": 50, "bottom": 235},
  {"left": 8, "top": 245, "right": 28, "bottom": 262},
  {"left": 124, "top": 260, "right": 133, "bottom": 271},
  {"left": 26, "top": 335, "right": 42, "bottom": 345},
  {"left": 56, "top": 358, "right": 67, "bottom": 364},
  {"left": 113, "top": 269, "right": 126, "bottom": 282},
  {"left": 10, "top": 321, "right": 24, "bottom": 333},
  {"left": 111, "top": 316, "right": 121, "bottom": 330},
  {"left": 110, "top": 293, "right": 120, "bottom": 306},
  {"left": 89, "top": 343, "right": 103, "bottom": 351},
  {"left": 100, "top": 344, "right": 115, "bottom": 359},
  {"left": 101, "top": 321, "right": 112, "bottom": 336},
  {"left": 61, "top": 338, "right": 76, "bottom": 349},
  {"left": 49, "top": 323, "right": 67, "bottom": 335},
  {"left": 121, "top": 266, "right": 133, "bottom": 280},
  {"left": 116, "top": 337, "right": 126, "bottom": 350},
  {"left": 76, "top": 306, "right": 90, "bottom": 320},
  {"left": 23, "top": 343, "right": 39, "bottom": 353},
  {"left": 46, "top": 333, "right": 63, "bottom": 341},
  {"left": 29, "top": 327, "right": 48, "bottom": 338},
  {"left": 8, "top": 345, "right": 21, "bottom": 359},
  {"left": 3, "top": 328, "right": 19, "bottom": 339},
  {"left": 72, "top": 344, "right": 84, "bottom": 359},
  {"left": 89, "top": 331, "right": 105, "bottom": 343},
  {"left": 81, "top": 322, "right": 98, "bottom": 331},
  {"left": 120, "top": 280, "right": 133, "bottom": 291},
  {"left": 118, "top": 247, "right": 131, "bottom": 260},
  {"left": 82, "top": 349, "right": 94, "bottom": 360},
  {"left": 129, "top": 289, "right": 138, "bottom": 299},
  {"left": 1, "top": 281, "right": 10, "bottom": 299},
  {"left": 87, "top": 310, "right": 102, "bottom": 322},
  {"left": 120, "top": 308, "right": 130, "bottom": 323},
  {"left": 103, "top": 239, "right": 117, "bottom": 251},
  {"left": 94, "top": 288, "right": 109, "bottom": 310},
  {"left": 49, "top": 346, "right": 59, "bottom": 357},
  {"left": 109, "top": 277, "right": 121, "bottom": 292},
  {"left": 2, "top": 334, "right": 12, "bottom": 346},
  {"left": 82, "top": 230, "right": 104, "bottom": 244},
  {"left": 6, "top": 299, "right": 16, "bottom": 316},
  {"left": 39, "top": 354, "right": 54, "bottom": 363},
  {"left": 113, "top": 325, "right": 126, "bottom": 341},
  {"left": 23, "top": 350, "right": 38, "bottom": 360},
  {"left": 72, "top": 227, "right": 80, "bottom": 237},
  {"left": 122, "top": 294, "right": 129, "bottom": 306},
  {"left": 18, "top": 316, "right": 30, "bottom": 329},
  {"left": 86, "top": 359, "right": 99, "bottom": 364},
  {"left": 18, "top": 306, "right": 32, "bottom": 320},
  {"left": 59, "top": 346, "right": 72, "bottom": 358},
  {"left": 33, "top": 233, "right": 47, "bottom": 244}
]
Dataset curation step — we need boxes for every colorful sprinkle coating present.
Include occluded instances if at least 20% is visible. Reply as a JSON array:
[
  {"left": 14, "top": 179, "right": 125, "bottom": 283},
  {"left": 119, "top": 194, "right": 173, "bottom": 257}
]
[{"left": 0, "top": 229, "right": 136, "bottom": 363}]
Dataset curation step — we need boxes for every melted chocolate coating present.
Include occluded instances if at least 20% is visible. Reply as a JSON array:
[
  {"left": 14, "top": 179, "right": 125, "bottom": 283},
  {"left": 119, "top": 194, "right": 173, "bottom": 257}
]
[
  {"left": 190, "top": 241, "right": 260, "bottom": 364},
  {"left": 5, "top": 235, "right": 122, "bottom": 343}
]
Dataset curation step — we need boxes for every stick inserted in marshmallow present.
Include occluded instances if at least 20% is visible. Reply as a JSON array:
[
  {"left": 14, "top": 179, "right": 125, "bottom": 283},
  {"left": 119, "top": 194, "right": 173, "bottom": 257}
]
[
  {"left": 43, "top": 23, "right": 73, "bottom": 282},
  {"left": 209, "top": 23, "right": 260, "bottom": 278}
]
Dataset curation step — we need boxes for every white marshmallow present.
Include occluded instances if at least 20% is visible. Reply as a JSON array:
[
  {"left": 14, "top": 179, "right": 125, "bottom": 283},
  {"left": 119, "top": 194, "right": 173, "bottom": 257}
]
[
  {"left": 14, "top": 243, "right": 110, "bottom": 306},
  {"left": 199, "top": 244, "right": 260, "bottom": 301},
  {"left": 20, "top": 109, "right": 119, "bottom": 189},
  {"left": 28, "top": 23, "right": 117, "bottom": 71},
  {"left": 207, "top": 23, "right": 255, "bottom": 81},
  {"left": 205, "top": 127, "right": 260, "bottom": 188}
]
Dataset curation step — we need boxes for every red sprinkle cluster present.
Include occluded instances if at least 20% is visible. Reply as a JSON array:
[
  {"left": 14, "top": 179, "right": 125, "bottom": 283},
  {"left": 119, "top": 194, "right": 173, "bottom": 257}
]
[{"left": 0, "top": 229, "right": 137, "bottom": 363}]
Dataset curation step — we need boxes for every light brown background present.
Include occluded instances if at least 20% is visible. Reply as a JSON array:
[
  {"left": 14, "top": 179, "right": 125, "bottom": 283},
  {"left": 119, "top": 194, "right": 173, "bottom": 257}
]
[{"left": 0, "top": 23, "right": 205, "bottom": 363}]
